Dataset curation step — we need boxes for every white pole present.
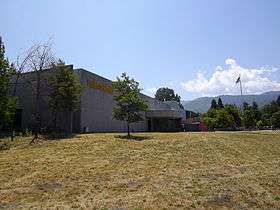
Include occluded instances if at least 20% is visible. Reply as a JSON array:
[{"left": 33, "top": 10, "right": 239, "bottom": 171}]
[{"left": 240, "top": 78, "right": 243, "bottom": 96}]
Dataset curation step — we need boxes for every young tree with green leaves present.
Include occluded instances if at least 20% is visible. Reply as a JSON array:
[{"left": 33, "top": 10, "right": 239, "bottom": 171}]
[
  {"left": 113, "top": 73, "right": 148, "bottom": 138},
  {"left": 49, "top": 61, "right": 80, "bottom": 133},
  {"left": 203, "top": 108, "right": 217, "bottom": 130},
  {"left": 203, "top": 107, "right": 235, "bottom": 130},
  {"left": 0, "top": 37, "right": 17, "bottom": 131},
  {"left": 256, "top": 120, "right": 264, "bottom": 130}
]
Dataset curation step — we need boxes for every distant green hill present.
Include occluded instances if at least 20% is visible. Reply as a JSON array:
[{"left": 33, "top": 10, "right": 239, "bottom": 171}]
[{"left": 183, "top": 91, "right": 280, "bottom": 113}]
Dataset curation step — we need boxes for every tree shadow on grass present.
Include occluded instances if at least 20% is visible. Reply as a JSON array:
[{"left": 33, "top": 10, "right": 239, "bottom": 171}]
[
  {"left": 115, "top": 135, "right": 153, "bottom": 141},
  {"left": 42, "top": 133, "right": 77, "bottom": 141},
  {"left": 0, "top": 142, "right": 10, "bottom": 151}
]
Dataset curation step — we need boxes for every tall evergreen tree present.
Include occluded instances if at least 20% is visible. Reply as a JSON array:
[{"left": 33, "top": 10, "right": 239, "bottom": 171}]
[
  {"left": 276, "top": 96, "right": 280, "bottom": 106},
  {"left": 217, "top": 97, "right": 224, "bottom": 108},
  {"left": 113, "top": 73, "right": 148, "bottom": 138},
  {"left": 271, "top": 111, "right": 280, "bottom": 128},
  {"left": 49, "top": 61, "right": 80, "bottom": 133},
  {"left": 211, "top": 99, "right": 217, "bottom": 109},
  {"left": 252, "top": 101, "right": 260, "bottom": 120},
  {"left": 0, "top": 37, "right": 17, "bottom": 129},
  {"left": 243, "top": 102, "right": 250, "bottom": 111}
]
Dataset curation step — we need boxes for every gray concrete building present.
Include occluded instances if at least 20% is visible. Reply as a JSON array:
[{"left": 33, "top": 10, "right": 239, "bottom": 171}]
[{"left": 13, "top": 66, "right": 185, "bottom": 133}]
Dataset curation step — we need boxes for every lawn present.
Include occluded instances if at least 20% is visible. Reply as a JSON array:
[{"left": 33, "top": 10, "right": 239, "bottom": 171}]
[{"left": 0, "top": 131, "right": 280, "bottom": 209}]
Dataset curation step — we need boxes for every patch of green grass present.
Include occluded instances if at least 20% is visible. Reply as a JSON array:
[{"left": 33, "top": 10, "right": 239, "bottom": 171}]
[{"left": 0, "top": 131, "right": 280, "bottom": 209}]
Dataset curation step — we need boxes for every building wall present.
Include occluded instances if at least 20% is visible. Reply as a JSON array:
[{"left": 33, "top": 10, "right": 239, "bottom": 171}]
[
  {"left": 76, "top": 69, "right": 147, "bottom": 132},
  {"left": 13, "top": 69, "right": 80, "bottom": 132},
  {"left": 13, "top": 67, "right": 185, "bottom": 133}
]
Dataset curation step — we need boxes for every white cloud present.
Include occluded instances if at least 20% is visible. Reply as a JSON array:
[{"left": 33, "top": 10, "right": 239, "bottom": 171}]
[
  {"left": 181, "top": 58, "right": 280, "bottom": 96},
  {"left": 145, "top": 81, "right": 177, "bottom": 97},
  {"left": 145, "top": 87, "right": 157, "bottom": 97}
]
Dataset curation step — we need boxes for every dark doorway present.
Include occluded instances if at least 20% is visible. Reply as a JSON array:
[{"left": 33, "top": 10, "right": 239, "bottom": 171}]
[
  {"left": 14, "top": 109, "right": 22, "bottom": 131},
  {"left": 151, "top": 118, "right": 181, "bottom": 132},
  {"left": 148, "top": 119, "right": 152, "bottom": 131}
]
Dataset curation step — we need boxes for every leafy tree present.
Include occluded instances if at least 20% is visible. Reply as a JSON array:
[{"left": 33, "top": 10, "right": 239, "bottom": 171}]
[
  {"left": 203, "top": 108, "right": 217, "bottom": 130},
  {"left": 203, "top": 107, "right": 235, "bottom": 130},
  {"left": 271, "top": 111, "right": 280, "bottom": 128},
  {"left": 256, "top": 120, "right": 263, "bottom": 130},
  {"left": 211, "top": 99, "right": 217, "bottom": 109},
  {"left": 252, "top": 101, "right": 261, "bottom": 120},
  {"left": 49, "top": 61, "right": 80, "bottom": 133},
  {"left": 215, "top": 109, "right": 235, "bottom": 129},
  {"left": 113, "top": 73, "right": 148, "bottom": 138},
  {"left": 243, "top": 102, "right": 250, "bottom": 111},
  {"left": 203, "top": 115, "right": 216, "bottom": 130},
  {"left": 224, "top": 104, "right": 241, "bottom": 127},
  {"left": 270, "top": 101, "right": 279, "bottom": 113},
  {"left": 155, "top": 87, "right": 182, "bottom": 105},
  {"left": 262, "top": 101, "right": 279, "bottom": 117},
  {"left": 205, "top": 108, "right": 217, "bottom": 118},
  {"left": 243, "top": 109, "right": 256, "bottom": 128},
  {"left": 260, "top": 112, "right": 271, "bottom": 126},
  {"left": 217, "top": 97, "right": 224, "bottom": 109},
  {"left": 277, "top": 96, "right": 280, "bottom": 106},
  {"left": 0, "top": 37, "right": 17, "bottom": 130}
]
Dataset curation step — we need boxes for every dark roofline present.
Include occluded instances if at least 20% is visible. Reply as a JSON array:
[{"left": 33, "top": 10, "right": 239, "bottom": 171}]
[
  {"left": 18, "top": 64, "right": 74, "bottom": 75},
  {"left": 74, "top": 68, "right": 113, "bottom": 84}
]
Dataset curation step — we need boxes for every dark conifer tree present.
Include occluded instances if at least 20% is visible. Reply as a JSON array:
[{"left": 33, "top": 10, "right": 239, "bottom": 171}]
[
  {"left": 276, "top": 96, "right": 280, "bottom": 106},
  {"left": 0, "top": 37, "right": 17, "bottom": 130},
  {"left": 217, "top": 97, "right": 224, "bottom": 108},
  {"left": 211, "top": 99, "right": 217, "bottom": 109}
]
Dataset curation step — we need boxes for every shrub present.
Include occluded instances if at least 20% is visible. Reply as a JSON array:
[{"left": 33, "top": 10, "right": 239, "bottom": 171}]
[
  {"left": 256, "top": 120, "right": 263, "bottom": 130},
  {"left": 271, "top": 111, "right": 280, "bottom": 128}
]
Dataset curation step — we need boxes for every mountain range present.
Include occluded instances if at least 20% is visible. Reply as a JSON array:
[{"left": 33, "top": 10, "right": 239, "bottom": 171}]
[{"left": 182, "top": 91, "right": 280, "bottom": 113}]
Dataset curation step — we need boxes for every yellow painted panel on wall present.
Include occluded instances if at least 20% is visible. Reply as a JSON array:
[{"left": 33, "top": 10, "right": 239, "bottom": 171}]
[{"left": 88, "top": 80, "right": 113, "bottom": 94}]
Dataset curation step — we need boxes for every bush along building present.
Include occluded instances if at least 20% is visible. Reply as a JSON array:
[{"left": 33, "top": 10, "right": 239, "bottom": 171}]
[{"left": 12, "top": 66, "right": 186, "bottom": 133}]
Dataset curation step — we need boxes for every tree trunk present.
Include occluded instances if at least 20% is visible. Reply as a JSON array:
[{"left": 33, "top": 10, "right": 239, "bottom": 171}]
[
  {"left": 34, "top": 72, "right": 41, "bottom": 138},
  {"left": 30, "top": 71, "right": 41, "bottom": 144},
  {"left": 127, "top": 121, "right": 130, "bottom": 138},
  {"left": 10, "top": 126, "right": 14, "bottom": 141},
  {"left": 10, "top": 113, "right": 15, "bottom": 142},
  {"left": 52, "top": 109, "right": 57, "bottom": 132},
  {"left": 54, "top": 111, "right": 57, "bottom": 132},
  {"left": 10, "top": 73, "right": 20, "bottom": 142}
]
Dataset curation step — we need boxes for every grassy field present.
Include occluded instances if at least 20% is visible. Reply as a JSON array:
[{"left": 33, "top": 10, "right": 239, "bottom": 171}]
[{"left": 0, "top": 131, "right": 280, "bottom": 209}]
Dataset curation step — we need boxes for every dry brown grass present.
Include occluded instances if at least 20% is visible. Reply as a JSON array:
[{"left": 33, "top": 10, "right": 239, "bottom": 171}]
[{"left": 0, "top": 131, "right": 280, "bottom": 209}]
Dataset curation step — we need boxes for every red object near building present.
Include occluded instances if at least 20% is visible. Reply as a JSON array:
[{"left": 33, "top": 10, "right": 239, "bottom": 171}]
[
  {"left": 183, "top": 116, "right": 208, "bottom": 131},
  {"left": 199, "top": 120, "right": 208, "bottom": 131}
]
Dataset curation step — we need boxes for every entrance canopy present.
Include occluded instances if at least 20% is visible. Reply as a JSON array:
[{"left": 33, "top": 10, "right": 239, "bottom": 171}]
[{"left": 146, "top": 110, "right": 183, "bottom": 119}]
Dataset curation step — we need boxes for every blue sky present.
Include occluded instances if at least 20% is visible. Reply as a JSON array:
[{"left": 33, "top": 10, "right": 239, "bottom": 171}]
[{"left": 1, "top": 0, "right": 280, "bottom": 100}]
